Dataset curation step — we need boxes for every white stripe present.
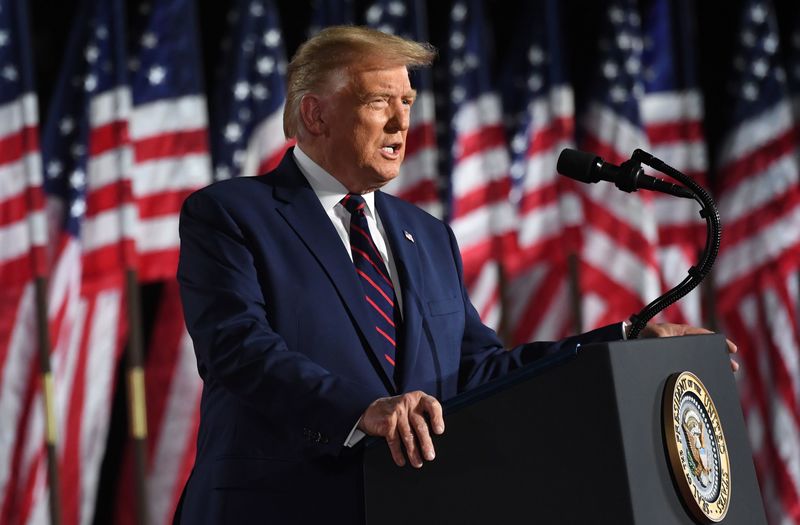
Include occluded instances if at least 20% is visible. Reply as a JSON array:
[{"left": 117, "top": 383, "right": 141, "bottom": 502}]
[
  {"left": 517, "top": 200, "right": 563, "bottom": 248},
  {"left": 137, "top": 214, "right": 180, "bottom": 253},
  {"left": 641, "top": 90, "right": 703, "bottom": 123},
  {"left": 582, "top": 225, "right": 660, "bottom": 300},
  {"left": 583, "top": 180, "right": 658, "bottom": 241},
  {"left": 129, "top": 95, "right": 208, "bottom": 139},
  {"left": 89, "top": 87, "right": 131, "bottom": 128},
  {"left": 78, "top": 288, "right": 121, "bottom": 525},
  {"left": 716, "top": 204, "right": 800, "bottom": 288},
  {"left": 718, "top": 100, "right": 793, "bottom": 166},
  {"left": 0, "top": 283, "right": 36, "bottom": 510},
  {"left": 583, "top": 102, "right": 649, "bottom": 156},
  {"left": 520, "top": 145, "right": 563, "bottom": 193},
  {"left": 388, "top": 148, "right": 437, "bottom": 191},
  {"left": 526, "top": 85, "right": 574, "bottom": 124},
  {"left": 451, "top": 147, "right": 509, "bottom": 197},
  {"left": 131, "top": 154, "right": 211, "bottom": 198},
  {"left": 0, "top": 152, "right": 43, "bottom": 200},
  {"left": 764, "top": 287, "right": 800, "bottom": 398},
  {"left": 506, "top": 264, "right": 547, "bottom": 326},
  {"left": 467, "top": 261, "right": 500, "bottom": 330},
  {"left": 718, "top": 152, "right": 800, "bottom": 224},
  {"left": 81, "top": 204, "right": 138, "bottom": 253},
  {"left": 0, "top": 93, "right": 38, "bottom": 138},
  {"left": 653, "top": 196, "right": 701, "bottom": 227},
  {"left": 87, "top": 145, "right": 133, "bottom": 191},
  {"left": 410, "top": 91, "right": 435, "bottom": 125},
  {"left": 453, "top": 93, "right": 504, "bottom": 136},
  {"left": 148, "top": 329, "right": 201, "bottom": 525},
  {"left": 657, "top": 246, "right": 702, "bottom": 325},
  {"left": 773, "top": 398, "right": 800, "bottom": 505},
  {"left": 0, "top": 211, "right": 46, "bottom": 264},
  {"left": 451, "top": 201, "right": 516, "bottom": 250},
  {"left": 240, "top": 106, "right": 286, "bottom": 178},
  {"left": 582, "top": 292, "right": 607, "bottom": 331},
  {"left": 646, "top": 142, "right": 707, "bottom": 173}
]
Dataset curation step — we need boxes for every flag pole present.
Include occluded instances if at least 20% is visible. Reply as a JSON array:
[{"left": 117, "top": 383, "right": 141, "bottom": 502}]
[
  {"left": 125, "top": 268, "right": 149, "bottom": 525},
  {"left": 33, "top": 276, "right": 62, "bottom": 525}
]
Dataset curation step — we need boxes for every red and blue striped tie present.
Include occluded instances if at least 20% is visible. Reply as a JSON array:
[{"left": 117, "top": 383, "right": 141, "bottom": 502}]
[{"left": 341, "top": 193, "right": 399, "bottom": 370}]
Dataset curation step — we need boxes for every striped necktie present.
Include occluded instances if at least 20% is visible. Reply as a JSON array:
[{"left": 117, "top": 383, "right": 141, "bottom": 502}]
[{"left": 340, "top": 193, "right": 400, "bottom": 372}]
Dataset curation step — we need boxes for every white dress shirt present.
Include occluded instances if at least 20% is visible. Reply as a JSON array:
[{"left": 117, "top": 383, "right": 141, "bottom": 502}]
[{"left": 293, "top": 146, "right": 402, "bottom": 447}]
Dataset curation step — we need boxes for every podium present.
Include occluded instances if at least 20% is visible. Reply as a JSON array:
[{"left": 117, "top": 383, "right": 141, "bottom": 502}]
[{"left": 363, "top": 334, "right": 767, "bottom": 524}]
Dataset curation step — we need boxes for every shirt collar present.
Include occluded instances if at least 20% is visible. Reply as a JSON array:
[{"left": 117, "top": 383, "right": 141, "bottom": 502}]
[{"left": 293, "top": 145, "right": 377, "bottom": 217}]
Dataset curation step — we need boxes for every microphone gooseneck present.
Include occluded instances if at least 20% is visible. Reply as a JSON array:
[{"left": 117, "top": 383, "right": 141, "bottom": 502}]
[{"left": 556, "top": 147, "right": 722, "bottom": 339}]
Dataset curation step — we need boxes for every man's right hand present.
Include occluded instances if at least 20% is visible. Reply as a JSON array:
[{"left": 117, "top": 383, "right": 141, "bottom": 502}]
[{"left": 358, "top": 390, "right": 445, "bottom": 468}]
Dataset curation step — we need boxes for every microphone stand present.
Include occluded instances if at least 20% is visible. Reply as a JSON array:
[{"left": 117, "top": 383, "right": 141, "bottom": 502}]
[{"left": 624, "top": 149, "right": 722, "bottom": 339}]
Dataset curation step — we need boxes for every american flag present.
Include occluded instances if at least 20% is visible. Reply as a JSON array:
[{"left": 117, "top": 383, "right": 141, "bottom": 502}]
[
  {"left": 0, "top": 1, "right": 49, "bottom": 523},
  {"left": 211, "top": 0, "right": 290, "bottom": 180},
  {"left": 641, "top": 0, "right": 707, "bottom": 326},
  {"left": 577, "top": 0, "right": 659, "bottom": 330},
  {"left": 446, "top": 0, "right": 515, "bottom": 331},
  {"left": 112, "top": 1, "right": 209, "bottom": 524},
  {"left": 713, "top": 0, "right": 800, "bottom": 521},
  {"left": 127, "top": 0, "right": 212, "bottom": 282},
  {"left": 41, "top": 0, "right": 133, "bottom": 523},
  {"left": 365, "top": 0, "right": 442, "bottom": 218},
  {"left": 308, "top": 0, "right": 355, "bottom": 36},
  {"left": 500, "top": 0, "right": 577, "bottom": 344}
]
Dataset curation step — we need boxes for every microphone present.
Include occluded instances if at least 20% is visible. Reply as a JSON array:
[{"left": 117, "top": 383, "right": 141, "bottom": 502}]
[{"left": 556, "top": 148, "right": 693, "bottom": 199}]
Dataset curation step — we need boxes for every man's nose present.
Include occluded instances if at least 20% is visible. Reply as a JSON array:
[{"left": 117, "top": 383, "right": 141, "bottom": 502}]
[{"left": 386, "top": 101, "right": 410, "bottom": 132}]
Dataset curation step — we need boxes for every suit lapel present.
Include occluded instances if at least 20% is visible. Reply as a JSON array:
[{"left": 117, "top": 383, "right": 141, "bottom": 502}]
[
  {"left": 271, "top": 154, "right": 397, "bottom": 393},
  {"left": 375, "top": 192, "right": 424, "bottom": 392}
]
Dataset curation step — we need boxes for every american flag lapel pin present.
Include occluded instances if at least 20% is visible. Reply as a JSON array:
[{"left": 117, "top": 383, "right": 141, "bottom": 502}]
[{"left": 403, "top": 230, "right": 415, "bottom": 243}]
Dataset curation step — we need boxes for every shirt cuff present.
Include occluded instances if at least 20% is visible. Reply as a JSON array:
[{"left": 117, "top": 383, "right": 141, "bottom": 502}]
[
  {"left": 621, "top": 321, "right": 629, "bottom": 340},
  {"left": 344, "top": 417, "right": 366, "bottom": 447}
]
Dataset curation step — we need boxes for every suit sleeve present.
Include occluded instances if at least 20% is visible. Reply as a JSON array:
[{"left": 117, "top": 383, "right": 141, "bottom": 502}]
[
  {"left": 177, "top": 190, "right": 377, "bottom": 456},
  {"left": 441, "top": 224, "right": 623, "bottom": 392}
]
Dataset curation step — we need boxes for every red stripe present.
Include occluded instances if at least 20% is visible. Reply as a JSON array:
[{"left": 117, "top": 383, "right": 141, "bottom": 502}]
[
  {"left": 405, "top": 122, "right": 436, "bottom": 157},
  {"left": 580, "top": 263, "right": 648, "bottom": 330},
  {"left": 517, "top": 181, "right": 560, "bottom": 216},
  {"left": 451, "top": 178, "right": 512, "bottom": 219},
  {"left": 721, "top": 184, "right": 800, "bottom": 247},
  {"left": 456, "top": 125, "right": 506, "bottom": 160},
  {"left": 365, "top": 295, "right": 395, "bottom": 327},
  {"left": 132, "top": 128, "right": 208, "bottom": 162},
  {"left": 0, "top": 125, "right": 39, "bottom": 165},
  {"left": 356, "top": 269, "right": 393, "bottom": 306},
  {"left": 0, "top": 253, "right": 35, "bottom": 288},
  {"left": 527, "top": 117, "right": 574, "bottom": 155},
  {"left": 579, "top": 196, "right": 659, "bottom": 268},
  {"left": 350, "top": 223, "right": 385, "bottom": 266},
  {"left": 136, "top": 188, "right": 193, "bottom": 219},
  {"left": 376, "top": 326, "right": 396, "bottom": 347},
  {"left": 644, "top": 120, "right": 704, "bottom": 144},
  {"left": 137, "top": 249, "right": 180, "bottom": 283},
  {"left": 85, "top": 180, "right": 134, "bottom": 216},
  {"left": 391, "top": 179, "right": 439, "bottom": 206},
  {"left": 384, "top": 353, "right": 396, "bottom": 366},
  {"left": 718, "top": 126, "right": 797, "bottom": 192},
  {"left": 0, "top": 186, "right": 45, "bottom": 228},
  {"left": 89, "top": 120, "right": 129, "bottom": 156},
  {"left": 352, "top": 246, "right": 393, "bottom": 287}
]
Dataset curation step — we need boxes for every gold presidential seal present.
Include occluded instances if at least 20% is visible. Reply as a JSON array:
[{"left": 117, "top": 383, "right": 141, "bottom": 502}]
[{"left": 663, "top": 371, "right": 731, "bottom": 523}]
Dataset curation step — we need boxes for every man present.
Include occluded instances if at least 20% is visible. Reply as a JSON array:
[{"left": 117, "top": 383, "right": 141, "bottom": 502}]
[{"left": 175, "top": 26, "right": 735, "bottom": 523}]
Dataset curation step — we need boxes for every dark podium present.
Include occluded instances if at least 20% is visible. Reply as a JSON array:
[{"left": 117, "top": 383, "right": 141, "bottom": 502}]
[{"left": 363, "top": 335, "right": 767, "bottom": 524}]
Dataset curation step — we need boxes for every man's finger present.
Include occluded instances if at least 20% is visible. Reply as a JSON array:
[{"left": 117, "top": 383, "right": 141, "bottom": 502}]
[
  {"left": 384, "top": 420, "right": 406, "bottom": 467},
  {"left": 422, "top": 395, "right": 445, "bottom": 435},
  {"left": 410, "top": 412, "right": 435, "bottom": 461},
  {"left": 397, "top": 414, "right": 422, "bottom": 468}
]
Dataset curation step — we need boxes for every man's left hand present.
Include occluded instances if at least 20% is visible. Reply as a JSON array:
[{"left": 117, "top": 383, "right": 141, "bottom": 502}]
[{"left": 636, "top": 322, "right": 738, "bottom": 372}]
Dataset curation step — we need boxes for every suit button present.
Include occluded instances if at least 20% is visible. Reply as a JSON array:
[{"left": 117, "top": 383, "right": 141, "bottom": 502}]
[{"left": 314, "top": 431, "right": 322, "bottom": 443}]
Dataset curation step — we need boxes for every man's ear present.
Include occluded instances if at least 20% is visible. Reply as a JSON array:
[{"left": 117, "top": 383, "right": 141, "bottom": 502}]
[{"left": 299, "top": 94, "right": 325, "bottom": 135}]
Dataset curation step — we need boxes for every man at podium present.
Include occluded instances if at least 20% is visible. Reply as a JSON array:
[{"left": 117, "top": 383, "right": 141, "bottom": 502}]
[{"left": 174, "top": 25, "right": 735, "bottom": 524}]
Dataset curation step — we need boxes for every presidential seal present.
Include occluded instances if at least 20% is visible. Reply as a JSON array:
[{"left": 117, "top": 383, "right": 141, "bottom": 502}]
[{"left": 663, "top": 371, "right": 731, "bottom": 522}]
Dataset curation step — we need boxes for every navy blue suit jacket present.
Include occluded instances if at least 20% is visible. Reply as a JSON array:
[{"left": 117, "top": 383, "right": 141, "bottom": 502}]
[{"left": 175, "top": 150, "right": 621, "bottom": 523}]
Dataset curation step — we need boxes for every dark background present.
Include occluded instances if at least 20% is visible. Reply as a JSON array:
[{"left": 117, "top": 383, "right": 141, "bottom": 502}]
[{"left": 22, "top": 0, "right": 800, "bottom": 522}]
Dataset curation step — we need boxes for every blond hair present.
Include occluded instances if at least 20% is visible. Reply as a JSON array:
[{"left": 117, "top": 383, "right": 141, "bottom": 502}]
[{"left": 283, "top": 25, "right": 436, "bottom": 138}]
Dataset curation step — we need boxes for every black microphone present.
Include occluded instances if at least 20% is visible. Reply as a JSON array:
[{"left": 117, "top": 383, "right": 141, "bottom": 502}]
[{"left": 556, "top": 148, "right": 693, "bottom": 199}]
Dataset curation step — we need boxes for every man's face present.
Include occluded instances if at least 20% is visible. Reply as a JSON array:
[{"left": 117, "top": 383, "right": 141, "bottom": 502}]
[{"left": 316, "top": 65, "right": 415, "bottom": 193}]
